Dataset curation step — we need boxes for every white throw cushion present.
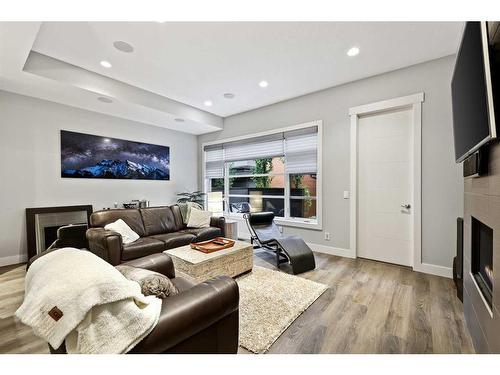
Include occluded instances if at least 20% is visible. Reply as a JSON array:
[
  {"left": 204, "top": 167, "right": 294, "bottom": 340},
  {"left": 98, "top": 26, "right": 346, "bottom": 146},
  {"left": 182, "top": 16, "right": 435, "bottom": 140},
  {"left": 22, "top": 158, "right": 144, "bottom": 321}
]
[
  {"left": 104, "top": 219, "right": 140, "bottom": 244},
  {"left": 187, "top": 208, "right": 212, "bottom": 228}
]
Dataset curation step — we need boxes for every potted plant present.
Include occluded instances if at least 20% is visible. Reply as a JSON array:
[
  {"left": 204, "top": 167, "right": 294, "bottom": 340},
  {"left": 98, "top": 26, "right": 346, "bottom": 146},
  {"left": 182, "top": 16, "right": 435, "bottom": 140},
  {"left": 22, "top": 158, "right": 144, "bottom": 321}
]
[{"left": 176, "top": 191, "right": 206, "bottom": 207}]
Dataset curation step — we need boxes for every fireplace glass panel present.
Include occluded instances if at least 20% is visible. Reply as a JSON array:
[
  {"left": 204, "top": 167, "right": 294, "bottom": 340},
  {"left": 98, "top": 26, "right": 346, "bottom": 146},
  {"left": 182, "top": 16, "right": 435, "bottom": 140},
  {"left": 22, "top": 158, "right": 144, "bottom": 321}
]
[{"left": 471, "top": 216, "right": 493, "bottom": 308}]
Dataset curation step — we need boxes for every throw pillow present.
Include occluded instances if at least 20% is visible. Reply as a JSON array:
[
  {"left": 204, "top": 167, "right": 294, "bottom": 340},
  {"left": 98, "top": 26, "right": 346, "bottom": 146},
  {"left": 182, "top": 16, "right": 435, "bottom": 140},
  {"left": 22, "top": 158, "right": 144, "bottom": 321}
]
[
  {"left": 104, "top": 219, "right": 140, "bottom": 244},
  {"left": 178, "top": 202, "right": 204, "bottom": 224},
  {"left": 187, "top": 207, "right": 212, "bottom": 228},
  {"left": 115, "top": 265, "right": 179, "bottom": 298}
]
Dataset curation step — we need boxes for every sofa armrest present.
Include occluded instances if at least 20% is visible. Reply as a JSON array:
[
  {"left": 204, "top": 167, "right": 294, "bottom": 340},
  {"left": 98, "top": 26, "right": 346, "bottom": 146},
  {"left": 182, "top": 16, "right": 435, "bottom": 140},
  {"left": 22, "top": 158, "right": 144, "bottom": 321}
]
[
  {"left": 210, "top": 216, "right": 226, "bottom": 237},
  {"left": 86, "top": 228, "right": 123, "bottom": 266},
  {"left": 130, "top": 276, "right": 239, "bottom": 353},
  {"left": 27, "top": 247, "right": 60, "bottom": 270},
  {"left": 122, "top": 253, "right": 175, "bottom": 279}
]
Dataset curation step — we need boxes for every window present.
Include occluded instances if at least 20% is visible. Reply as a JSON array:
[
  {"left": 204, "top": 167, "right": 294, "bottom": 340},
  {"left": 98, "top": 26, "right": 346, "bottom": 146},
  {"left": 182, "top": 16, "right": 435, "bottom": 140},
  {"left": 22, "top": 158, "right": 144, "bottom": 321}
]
[
  {"left": 228, "top": 157, "right": 285, "bottom": 216},
  {"left": 209, "top": 178, "right": 224, "bottom": 193},
  {"left": 203, "top": 122, "right": 321, "bottom": 228},
  {"left": 290, "top": 173, "right": 317, "bottom": 219}
]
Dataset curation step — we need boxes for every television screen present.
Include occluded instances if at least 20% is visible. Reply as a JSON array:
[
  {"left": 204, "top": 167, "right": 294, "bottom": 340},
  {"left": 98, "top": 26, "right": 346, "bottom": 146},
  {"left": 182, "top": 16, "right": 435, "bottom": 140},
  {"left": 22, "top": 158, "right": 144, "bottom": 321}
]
[{"left": 452, "top": 21, "right": 496, "bottom": 162}]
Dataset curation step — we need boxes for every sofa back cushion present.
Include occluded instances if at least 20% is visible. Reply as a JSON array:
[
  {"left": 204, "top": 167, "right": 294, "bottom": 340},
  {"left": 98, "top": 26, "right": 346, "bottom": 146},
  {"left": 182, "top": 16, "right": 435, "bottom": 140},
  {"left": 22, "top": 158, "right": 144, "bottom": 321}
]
[
  {"left": 140, "top": 206, "right": 183, "bottom": 236},
  {"left": 170, "top": 205, "right": 186, "bottom": 231},
  {"left": 90, "top": 209, "right": 146, "bottom": 237}
]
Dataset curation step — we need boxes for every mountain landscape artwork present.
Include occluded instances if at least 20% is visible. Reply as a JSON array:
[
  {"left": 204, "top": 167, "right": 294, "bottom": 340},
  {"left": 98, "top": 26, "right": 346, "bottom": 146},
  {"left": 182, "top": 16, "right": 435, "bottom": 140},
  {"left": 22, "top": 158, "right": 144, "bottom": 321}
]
[{"left": 61, "top": 130, "right": 170, "bottom": 180}]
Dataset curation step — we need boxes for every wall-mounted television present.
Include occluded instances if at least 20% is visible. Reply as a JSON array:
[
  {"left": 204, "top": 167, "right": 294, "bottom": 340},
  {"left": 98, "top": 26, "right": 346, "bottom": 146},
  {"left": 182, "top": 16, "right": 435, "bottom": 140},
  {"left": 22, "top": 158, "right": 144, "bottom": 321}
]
[{"left": 452, "top": 21, "right": 497, "bottom": 163}]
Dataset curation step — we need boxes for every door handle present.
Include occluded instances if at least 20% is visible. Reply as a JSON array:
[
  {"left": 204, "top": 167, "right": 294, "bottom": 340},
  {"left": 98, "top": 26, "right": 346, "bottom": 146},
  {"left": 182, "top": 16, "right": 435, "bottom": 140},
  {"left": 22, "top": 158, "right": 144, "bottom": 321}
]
[{"left": 401, "top": 204, "right": 411, "bottom": 209}]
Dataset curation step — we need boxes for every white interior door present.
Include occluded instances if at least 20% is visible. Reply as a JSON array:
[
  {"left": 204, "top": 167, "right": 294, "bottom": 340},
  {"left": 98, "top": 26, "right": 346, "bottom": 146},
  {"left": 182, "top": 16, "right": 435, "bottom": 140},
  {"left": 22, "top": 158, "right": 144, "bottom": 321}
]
[{"left": 357, "top": 108, "right": 413, "bottom": 266}]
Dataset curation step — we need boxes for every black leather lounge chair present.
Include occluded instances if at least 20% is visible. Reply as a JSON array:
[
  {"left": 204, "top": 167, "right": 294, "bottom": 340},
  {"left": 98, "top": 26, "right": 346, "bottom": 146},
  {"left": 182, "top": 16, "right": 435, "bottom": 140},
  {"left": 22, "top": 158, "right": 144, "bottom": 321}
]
[{"left": 244, "top": 212, "right": 316, "bottom": 275}]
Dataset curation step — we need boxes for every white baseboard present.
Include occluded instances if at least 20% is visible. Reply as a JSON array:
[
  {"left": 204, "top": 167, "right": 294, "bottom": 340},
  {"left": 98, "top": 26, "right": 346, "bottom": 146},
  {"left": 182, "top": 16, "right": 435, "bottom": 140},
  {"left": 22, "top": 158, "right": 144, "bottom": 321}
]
[
  {"left": 247, "top": 238, "right": 354, "bottom": 259},
  {"left": 309, "top": 243, "right": 452, "bottom": 279},
  {"left": 413, "top": 262, "right": 453, "bottom": 279},
  {"left": 307, "top": 243, "right": 355, "bottom": 259},
  {"left": 0, "top": 254, "right": 28, "bottom": 267},
  {"left": 240, "top": 235, "right": 451, "bottom": 279}
]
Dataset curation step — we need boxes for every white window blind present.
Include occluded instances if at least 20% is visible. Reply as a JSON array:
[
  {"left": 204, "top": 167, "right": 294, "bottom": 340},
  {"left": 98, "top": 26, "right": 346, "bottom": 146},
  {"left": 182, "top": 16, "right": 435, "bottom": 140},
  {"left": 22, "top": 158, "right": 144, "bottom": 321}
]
[
  {"left": 223, "top": 133, "right": 284, "bottom": 162},
  {"left": 204, "top": 145, "right": 224, "bottom": 179},
  {"left": 204, "top": 125, "right": 318, "bottom": 176},
  {"left": 285, "top": 127, "right": 318, "bottom": 174}
]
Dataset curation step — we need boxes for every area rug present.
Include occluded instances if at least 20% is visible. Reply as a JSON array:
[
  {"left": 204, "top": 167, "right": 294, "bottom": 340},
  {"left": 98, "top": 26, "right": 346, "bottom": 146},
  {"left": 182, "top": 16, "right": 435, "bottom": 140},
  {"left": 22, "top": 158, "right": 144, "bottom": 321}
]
[{"left": 236, "top": 266, "right": 328, "bottom": 353}]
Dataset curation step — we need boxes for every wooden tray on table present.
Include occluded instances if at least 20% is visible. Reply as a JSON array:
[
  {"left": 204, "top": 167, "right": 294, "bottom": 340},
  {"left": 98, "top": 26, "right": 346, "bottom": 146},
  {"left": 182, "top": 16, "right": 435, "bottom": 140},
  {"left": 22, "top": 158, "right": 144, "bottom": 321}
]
[{"left": 190, "top": 237, "right": 235, "bottom": 254}]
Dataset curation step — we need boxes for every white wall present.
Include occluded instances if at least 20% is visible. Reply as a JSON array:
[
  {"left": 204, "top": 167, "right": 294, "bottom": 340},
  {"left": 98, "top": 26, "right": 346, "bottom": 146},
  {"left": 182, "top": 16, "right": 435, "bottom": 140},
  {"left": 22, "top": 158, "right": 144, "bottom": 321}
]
[
  {"left": 198, "top": 55, "right": 464, "bottom": 269},
  {"left": 0, "top": 91, "right": 199, "bottom": 265}
]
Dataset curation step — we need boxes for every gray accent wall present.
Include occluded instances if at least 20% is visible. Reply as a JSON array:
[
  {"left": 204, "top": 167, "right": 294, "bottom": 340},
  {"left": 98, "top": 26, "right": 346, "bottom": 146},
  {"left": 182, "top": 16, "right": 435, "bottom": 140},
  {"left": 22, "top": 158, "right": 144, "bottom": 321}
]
[
  {"left": 0, "top": 91, "right": 198, "bottom": 265},
  {"left": 198, "top": 55, "right": 463, "bottom": 269}
]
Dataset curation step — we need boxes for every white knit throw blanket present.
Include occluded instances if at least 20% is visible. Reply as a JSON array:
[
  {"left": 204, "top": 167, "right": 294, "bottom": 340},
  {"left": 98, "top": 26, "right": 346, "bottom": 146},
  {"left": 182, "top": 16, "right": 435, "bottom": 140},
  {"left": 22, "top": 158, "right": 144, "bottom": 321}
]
[{"left": 16, "top": 248, "right": 162, "bottom": 354}]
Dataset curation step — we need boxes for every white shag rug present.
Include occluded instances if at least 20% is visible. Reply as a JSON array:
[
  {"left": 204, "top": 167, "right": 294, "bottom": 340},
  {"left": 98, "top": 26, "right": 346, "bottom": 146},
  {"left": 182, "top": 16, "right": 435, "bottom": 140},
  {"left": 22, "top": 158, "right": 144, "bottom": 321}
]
[{"left": 236, "top": 266, "right": 328, "bottom": 353}]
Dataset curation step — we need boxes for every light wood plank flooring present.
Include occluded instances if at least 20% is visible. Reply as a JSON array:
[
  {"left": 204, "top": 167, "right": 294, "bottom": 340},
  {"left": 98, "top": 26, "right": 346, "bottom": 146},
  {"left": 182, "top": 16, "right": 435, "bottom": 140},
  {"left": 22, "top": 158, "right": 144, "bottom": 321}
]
[
  {"left": 0, "top": 251, "right": 474, "bottom": 354},
  {"left": 0, "top": 264, "right": 48, "bottom": 354}
]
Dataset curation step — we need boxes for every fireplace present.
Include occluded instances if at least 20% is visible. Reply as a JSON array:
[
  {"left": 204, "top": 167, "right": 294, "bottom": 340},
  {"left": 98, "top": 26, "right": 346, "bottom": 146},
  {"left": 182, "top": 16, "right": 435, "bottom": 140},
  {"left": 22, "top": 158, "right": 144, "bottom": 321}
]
[
  {"left": 26, "top": 205, "right": 93, "bottom": 258},
  {"left": 471, "top": 216, "right": 493, "bottom": 308}
]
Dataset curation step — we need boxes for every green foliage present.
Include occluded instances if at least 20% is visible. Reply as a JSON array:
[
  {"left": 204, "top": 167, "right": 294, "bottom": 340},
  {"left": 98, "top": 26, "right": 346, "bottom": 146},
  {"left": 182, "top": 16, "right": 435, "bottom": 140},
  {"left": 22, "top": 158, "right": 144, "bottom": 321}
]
[
  {"left": 212, "top": 178, "right": 224, "bottom": 189},
  {"left": 293, "top": 174, "right": 303, "bottom": 189},
  {"left": 292, "top": 174, "right": 312, "bottom": 215},
  {"left": 177, "top": 191, "right": 206, "bottom": 206},
  {"left": 304, "top": 187, "right": 312, "bottom": 211},
  {"left": 251, "top": 158, "right": 273, "bottom": 188},
  {"left": 228, "top": 163, "right": 236, "bottom": 188}
]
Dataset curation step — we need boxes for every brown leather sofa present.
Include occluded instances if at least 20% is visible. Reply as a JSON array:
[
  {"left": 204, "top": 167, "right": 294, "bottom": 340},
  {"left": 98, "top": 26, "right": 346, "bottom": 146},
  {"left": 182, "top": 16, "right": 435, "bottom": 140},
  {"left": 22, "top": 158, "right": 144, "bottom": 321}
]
[
  {"left": 87, "top": 205, "right": 225, "bottom": 265},
  {"left": 28, "top": 250, "right": 240, "bottom": 354}
]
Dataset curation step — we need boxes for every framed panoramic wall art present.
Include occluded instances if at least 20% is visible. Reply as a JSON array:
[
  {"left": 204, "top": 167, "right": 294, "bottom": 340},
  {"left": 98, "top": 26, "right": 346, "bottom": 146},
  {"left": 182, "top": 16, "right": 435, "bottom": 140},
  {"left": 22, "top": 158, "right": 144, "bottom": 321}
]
[{"left": 60, "top": 130, "right": 170, "bottom": 180}]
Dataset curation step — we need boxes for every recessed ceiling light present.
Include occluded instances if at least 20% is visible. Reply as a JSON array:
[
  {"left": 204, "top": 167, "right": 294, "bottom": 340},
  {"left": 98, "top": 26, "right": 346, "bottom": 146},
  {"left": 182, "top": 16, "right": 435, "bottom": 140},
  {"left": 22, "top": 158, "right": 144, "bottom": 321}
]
[
  {"left": 204, "top": 100, "right": 213, "bottom": 107},
  {"left": 100, "top": 60, "right": 112, "bottom": 68},
  {"left": 259, "top": 80, "right": 269, "bottom": 88},
  {"left": 223, "top": 93, "right": 235, "bottom": 99},
  {"left": 347, "top": 47, "right": 360, "bottom": 57},
  {"left": 97, "top": 97, "right": 113, "bottom": 103},
  {"left": 174, "top": 118, "right": 185, "bottom": 122},
  {"left": 113, "top": 40, "right": 134, "bottom": 53}
]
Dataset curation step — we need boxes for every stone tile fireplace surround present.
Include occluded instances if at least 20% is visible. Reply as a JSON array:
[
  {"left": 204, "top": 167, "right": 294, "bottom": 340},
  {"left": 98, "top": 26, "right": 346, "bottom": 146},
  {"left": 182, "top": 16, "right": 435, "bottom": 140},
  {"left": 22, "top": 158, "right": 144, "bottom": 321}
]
[
  {"left": 461, "top": 20, "right": 500, "bottom": 354},
  {"left": 464, "top": 144, "right": 500, "bottom": 353}
]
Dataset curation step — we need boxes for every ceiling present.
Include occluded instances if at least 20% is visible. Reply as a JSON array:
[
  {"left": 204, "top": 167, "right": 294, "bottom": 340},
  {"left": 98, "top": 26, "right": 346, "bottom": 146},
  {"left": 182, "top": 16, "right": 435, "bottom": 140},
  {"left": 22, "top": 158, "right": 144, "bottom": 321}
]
[{"left": 1, "top": 22, "right": 463, "bottom": 134}]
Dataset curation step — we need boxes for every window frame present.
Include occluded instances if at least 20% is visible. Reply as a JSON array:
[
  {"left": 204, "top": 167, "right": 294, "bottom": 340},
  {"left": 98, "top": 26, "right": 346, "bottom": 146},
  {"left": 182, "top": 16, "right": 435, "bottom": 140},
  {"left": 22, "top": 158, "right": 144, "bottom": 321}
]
[{"left": 202, "top": 120, "right": 322, "bottom": 230}]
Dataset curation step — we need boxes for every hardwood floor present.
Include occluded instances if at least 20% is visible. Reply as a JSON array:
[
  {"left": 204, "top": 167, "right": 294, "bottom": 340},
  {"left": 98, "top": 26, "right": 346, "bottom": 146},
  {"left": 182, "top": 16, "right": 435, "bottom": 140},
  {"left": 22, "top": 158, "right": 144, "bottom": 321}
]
[
  {"left": 0, "top": 251, "right": 474, "bottom": 354},
  {"left": 251, "top": 250, "right": 474, "bottom": 354},
  {"left": 0, "top": 264, "right": 48, "bottom": 354}
]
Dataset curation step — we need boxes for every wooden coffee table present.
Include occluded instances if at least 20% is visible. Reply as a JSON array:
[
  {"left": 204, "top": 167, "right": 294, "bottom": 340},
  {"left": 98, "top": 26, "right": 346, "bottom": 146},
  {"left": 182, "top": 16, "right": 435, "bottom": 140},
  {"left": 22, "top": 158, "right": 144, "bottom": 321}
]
[{"left": 165, "top": 239, "right": 253, "bottom": 283}]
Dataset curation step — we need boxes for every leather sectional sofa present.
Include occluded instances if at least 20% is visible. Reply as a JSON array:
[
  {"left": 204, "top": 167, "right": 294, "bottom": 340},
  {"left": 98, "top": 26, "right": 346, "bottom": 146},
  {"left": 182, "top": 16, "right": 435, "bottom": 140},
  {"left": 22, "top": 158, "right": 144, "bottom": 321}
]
[
  {"left": 28, "top": 250, "right": 240, "bottom": 354},
  {"left": 27, "top": 206, "right": 238, "bottom": 354},
  {"left": 86, "top": 205, "right": 225, "bottom": 265}
]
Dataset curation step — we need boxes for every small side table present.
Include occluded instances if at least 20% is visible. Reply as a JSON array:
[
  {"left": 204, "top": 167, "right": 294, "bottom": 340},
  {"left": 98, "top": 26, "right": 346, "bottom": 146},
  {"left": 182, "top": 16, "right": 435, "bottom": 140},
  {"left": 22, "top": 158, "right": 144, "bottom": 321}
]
[{"left": 224, "top": 219, "right": 238, "bottom": 240}]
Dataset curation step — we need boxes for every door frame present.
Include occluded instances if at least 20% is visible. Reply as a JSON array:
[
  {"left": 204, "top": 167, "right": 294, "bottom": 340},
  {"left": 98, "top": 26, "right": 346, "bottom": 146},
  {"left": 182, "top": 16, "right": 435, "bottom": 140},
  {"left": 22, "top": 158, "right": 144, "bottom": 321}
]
[{"left": 349, "top": 93, "right": 424, "bottom": 270}]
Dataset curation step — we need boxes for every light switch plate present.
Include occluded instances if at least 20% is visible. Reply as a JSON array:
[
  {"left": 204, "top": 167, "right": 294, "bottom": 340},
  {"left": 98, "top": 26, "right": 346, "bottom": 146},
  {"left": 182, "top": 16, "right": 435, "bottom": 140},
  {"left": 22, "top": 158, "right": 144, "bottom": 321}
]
[{"left": 343, "top": 191, "right": 350, "bottom": 199}]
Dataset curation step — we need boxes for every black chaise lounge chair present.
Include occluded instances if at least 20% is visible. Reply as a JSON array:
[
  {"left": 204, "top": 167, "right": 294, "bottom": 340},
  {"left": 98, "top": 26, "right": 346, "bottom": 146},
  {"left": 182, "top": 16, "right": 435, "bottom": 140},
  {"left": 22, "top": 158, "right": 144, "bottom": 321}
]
[{"left": 244, "top": 212, "right": 316, "bottom": 274}]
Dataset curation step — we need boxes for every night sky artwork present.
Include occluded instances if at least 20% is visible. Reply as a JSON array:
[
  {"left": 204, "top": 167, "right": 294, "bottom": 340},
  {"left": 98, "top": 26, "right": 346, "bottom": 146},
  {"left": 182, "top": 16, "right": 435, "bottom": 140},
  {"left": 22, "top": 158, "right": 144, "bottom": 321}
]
[{"left": 61, "top": 130, "right": 170, "bottom": 180}]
